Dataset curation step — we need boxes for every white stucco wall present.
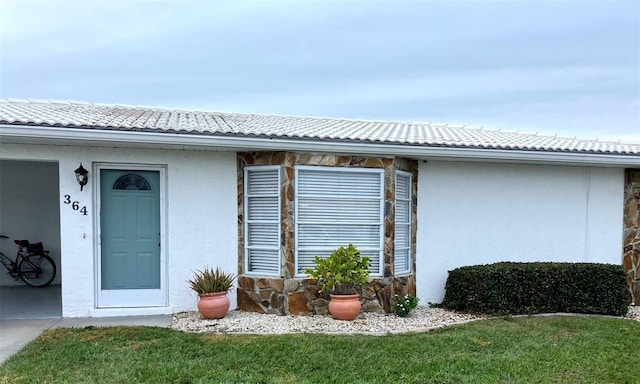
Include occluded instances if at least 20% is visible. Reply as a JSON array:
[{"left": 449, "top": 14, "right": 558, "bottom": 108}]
[
  {"left": 416, "top": 161, "right": 624, "bottom": 304},
  {"left": 1, "top": 143, "right": 238, "bottom": 317},
  {"left": 2, "top": 141, "right": 628, "bottom": 316},
  {"left": 0, "top": 160, "right": 61, "bottom": 285}
]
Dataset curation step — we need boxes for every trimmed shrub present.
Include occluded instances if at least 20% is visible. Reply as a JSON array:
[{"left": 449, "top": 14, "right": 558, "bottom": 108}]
[{"left": 440, "top": 262, "right": 629, "bottom": 316}]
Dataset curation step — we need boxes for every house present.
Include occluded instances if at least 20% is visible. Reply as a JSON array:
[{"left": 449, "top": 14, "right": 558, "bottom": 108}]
[{"left": 1, "top": 99, "right": 639, "bottom": 317}]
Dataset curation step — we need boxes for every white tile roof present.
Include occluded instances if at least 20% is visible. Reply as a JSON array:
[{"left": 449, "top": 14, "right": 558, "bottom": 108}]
[{"left": 1, "top": 99, "right": 638, "bottom": 156}]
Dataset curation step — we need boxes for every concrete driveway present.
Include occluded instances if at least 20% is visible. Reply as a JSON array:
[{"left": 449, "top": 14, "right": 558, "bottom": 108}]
[{"left": 0, "top": 318, "right": 61, "bottom": 364}]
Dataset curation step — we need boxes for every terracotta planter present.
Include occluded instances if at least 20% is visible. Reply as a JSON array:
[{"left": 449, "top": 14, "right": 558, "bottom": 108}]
[
  {"left": 328, "top": 294, "right": 361, "bottom": 321},
  {"left": 197, "top": 291, "right": 230, "bottom": 319}
]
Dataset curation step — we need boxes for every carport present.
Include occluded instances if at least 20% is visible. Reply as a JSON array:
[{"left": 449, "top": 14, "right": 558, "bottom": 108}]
[{"left": 0, "top": 159, "right": 62, "bottom": 319}]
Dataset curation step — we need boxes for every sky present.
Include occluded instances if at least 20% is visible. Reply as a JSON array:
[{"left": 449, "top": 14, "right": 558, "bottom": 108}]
[{"left": 1, "top": 0, "right": 639, "bottom": 142}]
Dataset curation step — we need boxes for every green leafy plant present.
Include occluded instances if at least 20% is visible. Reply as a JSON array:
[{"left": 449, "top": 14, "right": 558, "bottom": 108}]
[
  {"left": 394, "top": 294, "right": 419, "bottom": 317},
  {"left": 304, "top": 244, "right": 371, "bottom": 295},
  {"left": 188, "top": 266, "right": 235, "bottom": 295}
]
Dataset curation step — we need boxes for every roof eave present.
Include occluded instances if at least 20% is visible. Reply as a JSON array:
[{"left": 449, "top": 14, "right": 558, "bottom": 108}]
[{"left": 1, "top": 124, "right": 639, "bottom": 167}]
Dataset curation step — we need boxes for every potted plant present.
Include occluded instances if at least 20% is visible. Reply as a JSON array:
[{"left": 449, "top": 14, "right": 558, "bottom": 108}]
[
  {"left": 304, "top": 244, "right": 371, "bottom": 320},
  {"left": 188, "top": 266, "right": 235, "bottom": 319}
]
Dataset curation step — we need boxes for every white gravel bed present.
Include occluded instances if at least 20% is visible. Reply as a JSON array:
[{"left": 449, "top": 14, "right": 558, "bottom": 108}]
[
  {"left": 627, "top": 305, "right": 640, "bottom": 321},
  {"left": 172, "top": 305, "right": 640, "bottom": 335},
  {"left": 172, "top": 307, "right": 486, "bottom": 335}
]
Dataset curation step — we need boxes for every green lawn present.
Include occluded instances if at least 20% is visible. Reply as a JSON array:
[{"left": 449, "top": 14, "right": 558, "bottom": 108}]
[{"left": 1, "top": 316, "right": 639, "bottom": 383}]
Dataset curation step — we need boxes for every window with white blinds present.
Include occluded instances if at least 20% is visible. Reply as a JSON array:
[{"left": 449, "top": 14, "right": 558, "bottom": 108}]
[
  {"left": 394, "top": 171, "right": 412, "bottom": 275},
  {"left": 244, "top": 166, "right": 281, "bottom": 276},
  {"left": 295, "top": 166, "right": 384, "bottom": 276}
]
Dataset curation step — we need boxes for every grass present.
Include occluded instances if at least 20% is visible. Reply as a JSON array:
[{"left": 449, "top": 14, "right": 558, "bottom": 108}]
[{"left": 1, "top": 316, "right": 639, "bottom": 383}]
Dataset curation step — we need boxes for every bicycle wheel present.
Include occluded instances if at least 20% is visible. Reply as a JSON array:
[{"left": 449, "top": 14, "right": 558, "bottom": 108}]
[{"left": 18, "top": 253, "right": 56, "bottom": 287}]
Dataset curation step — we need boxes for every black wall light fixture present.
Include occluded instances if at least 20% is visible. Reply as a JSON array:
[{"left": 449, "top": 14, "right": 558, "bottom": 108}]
[{"left": 74, "top": 163, "right": 89, "bottom": 191}]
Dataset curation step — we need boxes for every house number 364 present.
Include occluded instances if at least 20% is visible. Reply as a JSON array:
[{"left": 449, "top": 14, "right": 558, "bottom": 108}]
[{"left": 63, "top": 195, "right": 88, "bottom": 216}]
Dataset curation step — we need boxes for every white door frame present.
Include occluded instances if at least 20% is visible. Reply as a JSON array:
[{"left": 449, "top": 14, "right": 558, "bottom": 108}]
[{"left": 94, "top": 163, "right": 168, "bottom": 308}]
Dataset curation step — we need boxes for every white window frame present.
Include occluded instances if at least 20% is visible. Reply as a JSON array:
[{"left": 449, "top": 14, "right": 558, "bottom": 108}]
[
  {"left": 294, "top": 165, "right": 384, "bottom": 277},
  {"left": 244, "top": 165, "right": 281, "bottom": 276},
  {"left": 394, "top": 170, "right": 412, "bottom": 275}
]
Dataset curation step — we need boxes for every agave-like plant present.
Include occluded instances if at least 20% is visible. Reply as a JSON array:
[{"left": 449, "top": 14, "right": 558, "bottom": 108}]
[{"left": 188, "top": 266, "right": 235, "bottom": 295}]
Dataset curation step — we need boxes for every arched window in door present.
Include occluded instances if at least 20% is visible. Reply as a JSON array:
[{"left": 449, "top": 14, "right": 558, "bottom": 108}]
[{"left": 112, "top": 174, "right": 152, "bottom": 191}]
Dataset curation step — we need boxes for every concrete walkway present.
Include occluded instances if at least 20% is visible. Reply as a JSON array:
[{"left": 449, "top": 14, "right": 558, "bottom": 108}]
[{"left": 0, "top": 315, "right": 172, "bottom": 364}]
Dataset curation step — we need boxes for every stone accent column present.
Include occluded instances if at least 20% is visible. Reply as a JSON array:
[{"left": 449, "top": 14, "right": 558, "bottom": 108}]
[
  {"left": 623, "top": 169, "right": 640, "bottom": 304},
  {"left": 237, "top": 151, "right": 418, "bottom": 315}
]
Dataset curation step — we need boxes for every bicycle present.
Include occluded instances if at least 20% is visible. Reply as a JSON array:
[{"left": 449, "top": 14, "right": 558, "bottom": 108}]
[{"left": 0, "top": 235, "right": 56, "bottom": 287}]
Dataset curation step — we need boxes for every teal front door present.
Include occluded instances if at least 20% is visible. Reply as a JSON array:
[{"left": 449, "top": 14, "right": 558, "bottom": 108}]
[{"left": 98, "top": 169, "right": 165, "bottom": 307}]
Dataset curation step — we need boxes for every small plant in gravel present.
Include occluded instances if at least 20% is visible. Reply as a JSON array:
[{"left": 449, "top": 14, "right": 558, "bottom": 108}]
[{"left": 394, "top": 294, "right": 419, "bottom": 317}]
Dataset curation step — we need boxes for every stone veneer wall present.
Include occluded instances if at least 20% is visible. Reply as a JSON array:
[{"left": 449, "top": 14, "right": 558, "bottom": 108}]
[
  {"left": 623, "top": 169, "right": 640, "bottom": 304},
  {"left": 237, "top": 152, "right": 418, "bottom": 315}
]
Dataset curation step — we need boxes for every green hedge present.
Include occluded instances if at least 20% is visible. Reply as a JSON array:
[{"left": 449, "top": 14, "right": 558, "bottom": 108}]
[{"left": 440, "top": 262, "right": 629, "bottom": 316}]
